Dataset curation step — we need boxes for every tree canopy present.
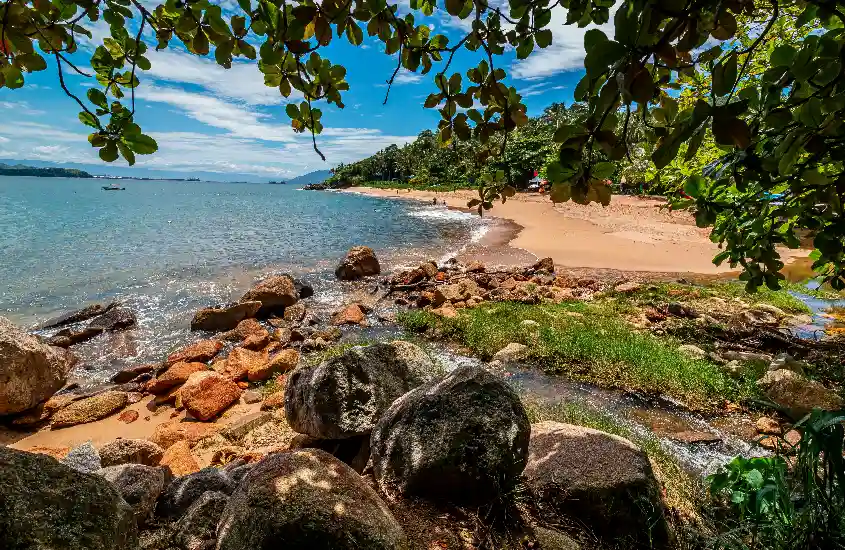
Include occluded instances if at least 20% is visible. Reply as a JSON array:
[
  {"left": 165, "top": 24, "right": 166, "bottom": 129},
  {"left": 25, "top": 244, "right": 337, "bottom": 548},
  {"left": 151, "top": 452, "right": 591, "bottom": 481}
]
[{"left": 1, "top": 0, "right": 844, "bottom": 288}]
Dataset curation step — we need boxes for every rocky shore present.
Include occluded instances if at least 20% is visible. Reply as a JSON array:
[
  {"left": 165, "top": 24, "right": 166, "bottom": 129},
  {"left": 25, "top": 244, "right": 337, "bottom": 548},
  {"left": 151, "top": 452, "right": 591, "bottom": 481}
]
[{"left": 1, "top": 244, "right": 843, "bottom": 549}]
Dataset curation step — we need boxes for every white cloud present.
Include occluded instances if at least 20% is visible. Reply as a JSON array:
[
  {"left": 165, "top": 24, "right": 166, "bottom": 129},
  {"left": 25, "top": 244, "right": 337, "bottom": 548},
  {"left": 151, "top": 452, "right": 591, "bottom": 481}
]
[
  {"left": 394, "top": 70, "right": 426, "bottom": 84},
  {"left": 0, "top": 101, "right": 46, "bottom": 115},
  {"left": 510, "top": 7, "right": 614, "bottom": 81},
  {"left": 32, "top": 145, "right": 69, "bottom": 156},
  {"left": 0, "top": 136, "right": 10, "bottom": 143}
]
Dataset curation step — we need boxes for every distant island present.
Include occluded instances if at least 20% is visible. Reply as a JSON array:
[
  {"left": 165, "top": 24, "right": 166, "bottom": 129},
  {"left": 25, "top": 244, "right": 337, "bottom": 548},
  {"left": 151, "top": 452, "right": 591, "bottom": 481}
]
[
  {"left": 0, "top": 163, "right": 92, "bottom": 178},
  {"left": 268, "top": 180, "right": 287, "bottom": 185}
]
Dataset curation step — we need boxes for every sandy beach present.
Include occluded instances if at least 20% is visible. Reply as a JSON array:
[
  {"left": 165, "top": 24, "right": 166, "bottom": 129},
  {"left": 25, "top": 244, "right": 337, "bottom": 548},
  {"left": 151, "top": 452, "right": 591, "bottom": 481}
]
[{"left": 346, "top": 187, "right": 808, "bottom": 276}]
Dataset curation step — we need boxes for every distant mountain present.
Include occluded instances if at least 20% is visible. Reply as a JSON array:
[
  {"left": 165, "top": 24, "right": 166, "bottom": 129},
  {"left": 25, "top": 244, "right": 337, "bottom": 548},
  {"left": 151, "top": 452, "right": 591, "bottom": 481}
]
[
  {"left": 288, "top": 169, "right": 332, "bottom": 186},
  {"left": 0, "top": 163, "right": 92, "bottom": 178}
]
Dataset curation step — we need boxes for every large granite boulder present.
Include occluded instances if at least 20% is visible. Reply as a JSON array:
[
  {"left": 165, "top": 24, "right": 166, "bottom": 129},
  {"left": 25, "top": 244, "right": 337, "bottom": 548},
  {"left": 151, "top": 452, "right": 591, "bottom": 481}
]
[
  {"left": 167, "top": 339, "right": 224, "bottom": 365},
  {"left": 158, "top": 467, "right": 235, "bottom": 519},
  {"left": 335, "top": 246, "right": 381, "bottom": 280},
  {"left": 240, "top": 275, "right": 299, "bottom": 317},
  {"left": 39, "top": 301, "right": 120, "bottom": 329},
  {"left": 524, "top": 421, "right": 664, "bottom": 542},
  {"left": 88, "top": 306, "right": 136, "bottom": 331},
  {"left": 0, "top": 316, "right": 75, "bottom": 415},
  {"left": 179, "top": 371, "right": 242, "bottom": 421},
  {"left": 48, "top": 325, "right": 105, "bottom": 347},
  {"left": 97, "top": 463, "right": 168, "bottom": 526},
  {"left": 50, "top": 390, "right": 128, "bottom": 429},
  {"left": 0, "top": 447, "right": 137, "bottom": 549},
  {"left": 191, "top": 301, "right": 262, "bottom": 332},
  {"left": 285, "top": 341, "right": 439, "bottom": 439},
  {"left": 99, "top": 438, "right": 165, "bottom": 467},
  {"left": 146, "top": 361, "right": 207, "bottom": 394},
  {"left": 757, "top": 369, "right": 844, "bottom": 417},
  {"left": 370, "top": 365, "right": 530, "bottom": 503},
  {"left": 175, "top": 491, "right": 229, "bottom": 550},
  {"left": 216, "top": 449, "right": 406, "bottom": 550},
  {"left": 61, "top": 441, "right": 102, "bottom": 473}
]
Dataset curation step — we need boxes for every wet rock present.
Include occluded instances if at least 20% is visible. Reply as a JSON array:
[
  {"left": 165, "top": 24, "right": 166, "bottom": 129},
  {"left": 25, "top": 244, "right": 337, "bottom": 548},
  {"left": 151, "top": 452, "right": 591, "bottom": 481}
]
[
  {"left": 97, "top": 464, "right": 167, "bottom": 526},
  {"left": 524, "top": 421, "right": 664, "bottom": 542},
  {"left": 294, "top": 279, "right": 314, "bottom": 299},
  {"left": 160, "top": 440, "right": 201, "bottom": 477},
  {"left": 757, "top": 369, "right": 844, "bottom": 417},
  {"left": 175, "top": 491, "right": 228, "bottom": 550},
  {"left": 146, "top": 361, "right": 208, "bottom": 394},
  {"left": 217, "top": 449, "right": 406, "bottom": 550},
  {"left": 241, "top": 275, "right": 299, "bottom": 317},
  {"left": 286, "top": 341, "right": 438, "bottom": 439},
  {"left": 151, "top": 421, "right": 220, "bottom": 450},
  {"left": 0, "top": 447, "right": 138, "bottom": 550},
  {"left": 532, "top": 257, "right": 555, "bottom": 273},
  {"left": 677, "top": 344, "right": 707, "bottom": 359},
  {"left": 179, "top": 371, "right": 242, "bottom": 421},
  {"left": 667, "top": 430, "right": 721, "bottom": 444},
  {"left": 332, "top": 303, "right": 366, "bottom": 325},
  {"left": 192, "top": 301, "right": 262, "bottom": 332},
  {"left": 755, "top": 416, "right": 782, "bottom": 435},
  {"left": 283, "top": 302, "right": 307, "bottom": 323},
  {"left": 88, "top": 307, "right": 136, "bottom": 331},
  {"left": 335, "top": 245, "right": 381, "bottom": 280},
  {"left": 614, "top": 281, "right": 641, "bottom": 293},
  {"left": 420, "top": 261, "right": 438, "bottom": 278},
  {"left": 492, "top": 342, "right": 529, "bottom": 363},
  {"left": 249, "top": 348, "right": 299, "bottom": 382},
  {"left": 0, "top": 316, "right": 76, "bottom": 415},
  {"left": 99, "top": 438, "right": 165, "bottom": 467},
  {"left": 223, "top": 347, "right": 267, "bottom": 381},
  {"left": 51, "top": 391, "right": 128, "bottom": 428},
  {"left": 39, "top": 301, "right": 120, "bottom": 330},
  {"left": 61, "top": 441, "right": 102, "bottom": 473},
  {"left": 167, "top": 339, "right": 224, "bottom": 365},
  {"left": 48, "top": 325, "right": 105, "bottom": 347},
  {"left": 220, "top": 318, "right": 266, "bottom": 343},
  {"left": 371, "top": 365, "right": 530, "bottom": 503},
  {"left": 110, "top": 363, "right": 156, "bottom": 384},
  {"left": 158, "top": 467, "right": 235, "bottom": 519}
]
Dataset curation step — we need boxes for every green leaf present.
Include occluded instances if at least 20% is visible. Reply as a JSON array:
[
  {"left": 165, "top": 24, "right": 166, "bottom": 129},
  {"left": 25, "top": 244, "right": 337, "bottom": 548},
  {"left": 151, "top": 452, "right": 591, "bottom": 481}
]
[
  {"left": 684, "top": 175, "right": 706, "bottom": 198},
  {"left": 99, "top": 141, "right": 119, "bottom": 162},
  {"left": 770, "top": 45, "right": 797, "bottom": 67},
  {"left": 745, "top": 469, "right": 764, "bottom": 490},
  {"left": 2, "top": 65, "right": 24, "bottom": 89},
  {"left": 713, "top": 52, "right": 737, "bottom": 97},
  {"left": 584, "top": 40, "right": 627, "bottom": 75},
  {"left": 123, "top": 133, "right": 158, "bottom": 155},
  {"left": 583, "top": 29, "right": 608, "bottom": 51},
  {"left": 346, "top": 22, "right": 364, "bottom": 46},
  {"left": 445, "top": 0, "right": 463, "bottom": 16},
  {"left": 592, "top": 162, "right": 615, "bottom": 179},
  {"left": 535, "top": 29, "right": 553, "bottom": 49},
  {"left": 87, "top": 89, "right": 108, "bottom": 109},
  {"left": 117, "top": 140, "right": 136, "bottom": 166},
  {"left": 550, "top": 182, "right": 572, "bottom": 203},
  {"left": 78, "top": 111, "right": 99, "bottom": 128}
]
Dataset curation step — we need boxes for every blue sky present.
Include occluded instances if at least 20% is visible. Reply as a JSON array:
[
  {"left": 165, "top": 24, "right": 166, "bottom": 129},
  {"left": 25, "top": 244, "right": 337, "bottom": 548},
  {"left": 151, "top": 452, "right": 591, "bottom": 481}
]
[{"left": 0, "top": 2, "right": 606, "bottom": 181}]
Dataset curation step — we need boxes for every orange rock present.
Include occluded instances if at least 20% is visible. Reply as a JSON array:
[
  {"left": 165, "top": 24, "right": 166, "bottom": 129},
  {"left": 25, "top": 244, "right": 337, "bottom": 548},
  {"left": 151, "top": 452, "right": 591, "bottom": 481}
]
[
  {"left": 179, "top": 371, "right": 242, "bottom": 421},
  {"left": 146, "top": 362, "right": 208, "bottom": 394},
  {"left": 248, "top": 349, "right": 300, "bottom": 382},
  {"left": 119, "top": 409, "right": 140, "bottom": 424},
  {"left": 431, "top": 305, "right": 458, "bottom": 318},
  {"left": 261, "top": 390, "right": 286, "bottom": 411},
  {"left": 225, "top": 347, "right": 268, "bottom": 381},
  {"left": 26, "top": 445, "right": 71, "bottom": 460},
  {"left": 332, "top": 303, "right": 365, "bottom": 326},
  {"left": 167, "top": 339, "right": 223, "bottom": 365},
  {"left": 150, "top": 420, "right": 220, "bottom": 449},
  {"left": 221, "top": 318, "right": 267, "bottom": 342},
  {"left": 237, "top": 381, "right": 250, "bottom": 389},
  {"left": 435, "top": 272, "right": 446, "bottom": 282},
  {"left": 159, "top": 440, "right": 200, "bottom": 476},
  {"left": 242, "top": 332, "right": 270, "bottom": 350}
]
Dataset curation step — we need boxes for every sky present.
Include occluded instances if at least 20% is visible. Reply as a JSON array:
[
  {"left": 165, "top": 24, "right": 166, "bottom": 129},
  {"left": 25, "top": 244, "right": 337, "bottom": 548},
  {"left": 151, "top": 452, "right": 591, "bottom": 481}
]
[{"left": 0, "top": 2, "right": 608, "bottom": 182}]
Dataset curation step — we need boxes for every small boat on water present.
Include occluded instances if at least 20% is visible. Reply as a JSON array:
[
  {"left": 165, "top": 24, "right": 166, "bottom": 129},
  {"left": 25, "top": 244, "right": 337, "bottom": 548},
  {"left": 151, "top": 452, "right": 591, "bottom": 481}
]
[{"left": 102, "top": 183, "right": 126, "bottom": 191}]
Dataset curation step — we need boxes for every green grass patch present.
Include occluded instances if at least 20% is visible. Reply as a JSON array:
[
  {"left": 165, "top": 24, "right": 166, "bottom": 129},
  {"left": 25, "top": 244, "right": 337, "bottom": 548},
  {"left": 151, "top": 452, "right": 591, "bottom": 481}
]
[{"left": 399, "top": 302, "right": 758, "bottom": 409}]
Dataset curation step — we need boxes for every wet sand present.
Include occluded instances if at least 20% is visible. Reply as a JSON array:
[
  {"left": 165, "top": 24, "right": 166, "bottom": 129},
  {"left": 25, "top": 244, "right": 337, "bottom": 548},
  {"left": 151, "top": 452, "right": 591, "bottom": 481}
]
[{"left": 346, "top": 188, "right": 809, "bottom": 275}]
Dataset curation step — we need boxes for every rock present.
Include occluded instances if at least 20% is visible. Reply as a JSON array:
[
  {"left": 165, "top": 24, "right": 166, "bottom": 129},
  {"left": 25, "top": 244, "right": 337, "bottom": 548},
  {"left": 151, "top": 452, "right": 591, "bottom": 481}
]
[
  {"left": 167, "top": 339, "right": 224, "bottom": 365},
  {"left": 530, "top": 526, "right": 581, "bottom": 550},
  {"left": 119, "top": 409, "right": 139, "bottom": 423},
  {"left": 26, "top": 445, "right": 71, "bottom": 460},
  {"left": 223, "top": 347, "right": 267, "bottom": 381},
  {"left": 524, "top": 421, "right": 663, "bottom": 541},
  {"left": 249, "top": 349, "right": 299, "bottom": 382},
  {"left": 217, "top": 449, "right": 406, "bottom": 550},
  {"left": 531, "top": 257, "right": 555, "bottom": 273},
  {"left": 0, "top": 316, "right": 76, "bottom": 415},
  {"left": 283, "top": 302, "right": 307, "bottom": 323},
  {"left": 757, "top": 369, "right": 844, "bottom": 417},
  {"left": 151, "top": 421, "right": 220, "bottom": 450},
  {"left": 220, "top": 411, "right": 272, "bottom": 442},
  {"left": 420, "top": 261, "right": 438, "bottom": 278},
  {"left": 110, "top": 363, "right": 156, "bottom": 384},
  {"left": 192, "top": 301, "right": 262, "bottom": 332},
  {"left": 465, "top": 260, "right": 486, "bottom": 273},
  {"left": 286, "top": 341, "right": 438, "bottom": 439},
  {"left": 335, "top": 245, "right": 381, "bottom": 280},
  {"left": 261, "top": 390, "right": 286, "bottom": 411},
  {"left": 753, "top": 303, "right": 787, "bottom": 318},
  {"left": 97, "top": 464, "right": 167, "bottom": 526},
  {"left": 667, "top": 301, "right": 698, "bottom": 318},
  {"left": 294, "top": 279, "right": 314, "bottom": 299},
  {"left": 48, "top": 325, "right": 105, "bottom": 347},
  {"left": 755, "top": 416, "right": 782, "bottom": 435},
  {"left": 332, "top": 303, "right": 366, "bottom": 325},
  {"left": 51, "top": 391, "right": 128, "bottom": 429},
  {"left": 242, "top": 390, "right": 262, "bottom": 404},
  {"left": 241, "top": 275, "right": 299, "bottom": 316},
  {"left": 769, "top": 353, "right": 808, "bottom": 375},
  {"left": 39, "top": 301, "right": 120, "bottom": 330},
  {"left": 371, "top": 365, "right": 530, "bottom": 503},
  {"left": 87, "top": 307, "right": 137, "bottom": 331},
  {"left": 61, "top": 441, "right": 102, "bottom": 473},
  {"left": 614, "top": 281, "right": 641, "bottom": 293},
  {"left": 99, "top": 438, "right": 165, "bottom": 467},
  {"left": 158, "top": 467, "right": 235, "bottom": 519},
  {"left": 431, "top": 304, "right": 458, "bottom": 318},
  {"left": 220, "top": 318, "right": 267, "bottom": 342},
  {"left": 722, "top": 350, "right": 773, "bottom": 363},
  {"left": 434, "top": 278, "right": 480, "bottom": 304},
  {"left": 0, "top": 447, "right": 137, "bottom": 550},
  {"left": 272, "top": 327, "right": 292, "bottom": 346},
  {"left": 492, "top": 342, "right": 529, "bottom": 363},
  {"left": 160, "top": 440, "right": 201, "bottom": 477},
  {"left": 668, "top": 430, "right": 721, "bottom": 444},
  {"left": 146, "top": 361, "right": 208, "bottom": 394},
  {"left": 175, "top": 491, "right": 228, "bottom": 550},
  {"left": 179, "top": 371, "right": 242, "bottom": 421},
  {"left": 677, "top": 344, "right": 707, "bottom": 359}
]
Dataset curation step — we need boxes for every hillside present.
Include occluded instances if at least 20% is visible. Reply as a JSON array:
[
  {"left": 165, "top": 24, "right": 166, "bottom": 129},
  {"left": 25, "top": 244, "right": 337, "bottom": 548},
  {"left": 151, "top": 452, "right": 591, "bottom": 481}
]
[
  {"left": 0, "top": 163, "right": 92, "bottom": 178},
  {"left": 288, "top": 169, "right": 332, "bottom": 186}
]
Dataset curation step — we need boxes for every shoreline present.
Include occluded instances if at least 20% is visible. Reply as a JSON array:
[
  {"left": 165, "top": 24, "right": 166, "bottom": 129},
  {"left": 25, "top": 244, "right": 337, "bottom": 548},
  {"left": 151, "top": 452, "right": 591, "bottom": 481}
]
[{"left": 343, "top": 186, "right": 810, "bottom": 279}]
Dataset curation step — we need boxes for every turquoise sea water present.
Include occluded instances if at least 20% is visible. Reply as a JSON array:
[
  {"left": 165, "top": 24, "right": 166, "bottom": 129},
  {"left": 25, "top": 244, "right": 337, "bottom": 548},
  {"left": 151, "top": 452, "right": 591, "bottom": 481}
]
[{"left": 0, "top": 176, "right": 485, "bottom": 383}]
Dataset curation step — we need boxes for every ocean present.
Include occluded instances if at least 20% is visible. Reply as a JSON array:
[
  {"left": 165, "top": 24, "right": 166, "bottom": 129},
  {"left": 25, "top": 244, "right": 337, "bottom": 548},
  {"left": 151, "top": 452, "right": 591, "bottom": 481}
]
[{"left": 0, "top": 176, "right": 488, "bottom": 384}]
